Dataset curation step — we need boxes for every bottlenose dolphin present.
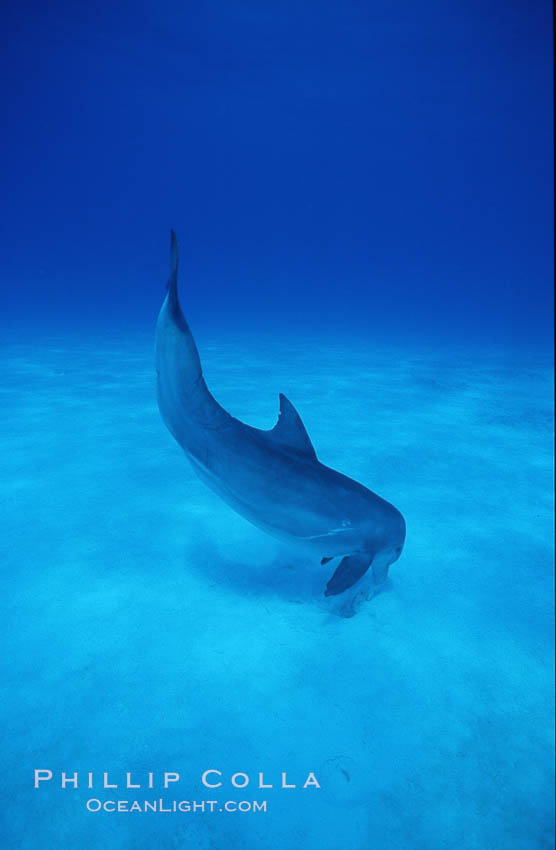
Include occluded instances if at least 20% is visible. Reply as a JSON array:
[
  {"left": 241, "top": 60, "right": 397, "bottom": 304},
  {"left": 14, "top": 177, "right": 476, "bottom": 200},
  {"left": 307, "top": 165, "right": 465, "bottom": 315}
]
[{"left": 156, "top": 232, "right": 405, "bottom": 604}]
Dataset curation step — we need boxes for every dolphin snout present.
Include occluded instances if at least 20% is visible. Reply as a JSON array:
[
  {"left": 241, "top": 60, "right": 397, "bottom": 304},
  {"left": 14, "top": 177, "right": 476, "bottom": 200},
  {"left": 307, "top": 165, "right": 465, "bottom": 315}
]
[
  {"left": 392, "top": 543, "right": 403, "bottom": 563},
  {"left": 395, "top": 511, "right": 406, "bottom": 552}
]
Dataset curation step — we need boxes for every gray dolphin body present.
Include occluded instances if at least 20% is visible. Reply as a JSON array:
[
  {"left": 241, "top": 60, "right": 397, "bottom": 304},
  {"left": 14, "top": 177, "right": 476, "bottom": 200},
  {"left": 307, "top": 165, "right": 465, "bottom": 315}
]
[{"left": 156, "top": 232, "right": 406, "bottom": 600}]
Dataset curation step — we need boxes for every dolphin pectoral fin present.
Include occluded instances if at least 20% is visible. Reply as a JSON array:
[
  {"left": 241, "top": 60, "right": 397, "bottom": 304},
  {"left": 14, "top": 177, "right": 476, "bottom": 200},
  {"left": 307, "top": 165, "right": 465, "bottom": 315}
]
[
  {"left": 321, "top": 556, "right": 334, "bottom": 565},
  {"left": 324, "top": 553, "right": 372, "bottom": 597}
]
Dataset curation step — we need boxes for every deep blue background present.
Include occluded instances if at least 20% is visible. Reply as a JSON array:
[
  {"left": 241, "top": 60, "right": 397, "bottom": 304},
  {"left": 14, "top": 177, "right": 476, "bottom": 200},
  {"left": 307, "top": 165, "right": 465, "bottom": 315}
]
[{"left": 1, "top": 0, "right": 553, "bottom": 343}]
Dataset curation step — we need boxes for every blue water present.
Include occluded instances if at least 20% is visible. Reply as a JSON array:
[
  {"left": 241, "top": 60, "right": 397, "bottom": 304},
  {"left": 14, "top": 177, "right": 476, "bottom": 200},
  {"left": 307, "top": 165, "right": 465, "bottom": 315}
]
[{"left": 1, "top": 332, "right": 553, "bottom": 848}]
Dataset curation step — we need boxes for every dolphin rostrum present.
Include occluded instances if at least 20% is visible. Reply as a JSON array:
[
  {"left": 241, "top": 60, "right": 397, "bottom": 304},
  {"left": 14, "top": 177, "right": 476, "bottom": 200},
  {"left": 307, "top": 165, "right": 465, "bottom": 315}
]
[{"left": 156, "top": 232, "right": 406, "bottom": 603}]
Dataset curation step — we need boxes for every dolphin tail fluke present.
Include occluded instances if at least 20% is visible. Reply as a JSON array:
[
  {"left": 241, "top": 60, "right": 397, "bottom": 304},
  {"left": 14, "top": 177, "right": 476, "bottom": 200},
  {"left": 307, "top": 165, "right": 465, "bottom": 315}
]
[
  {"left": 167, "top": 229, "right": 180, "bottom": 310},
  {"left": 156, "top": 231, "right": 203, "bottom": 386},
  {"left": 163, "top": 230, "right": 194, "bottom": 342}
]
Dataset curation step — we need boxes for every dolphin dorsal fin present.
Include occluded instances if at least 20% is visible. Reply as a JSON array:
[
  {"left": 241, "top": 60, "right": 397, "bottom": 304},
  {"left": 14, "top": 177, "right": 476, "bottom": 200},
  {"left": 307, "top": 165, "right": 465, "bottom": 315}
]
[{"left": 270, "top": 394, "right": 317, "bottom": 459}]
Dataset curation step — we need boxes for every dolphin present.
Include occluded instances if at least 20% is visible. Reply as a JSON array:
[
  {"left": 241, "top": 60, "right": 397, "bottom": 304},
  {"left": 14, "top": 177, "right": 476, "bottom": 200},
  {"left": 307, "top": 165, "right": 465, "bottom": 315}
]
[{"left": 156, "top": 232, "right": 406, "bottom": 603}]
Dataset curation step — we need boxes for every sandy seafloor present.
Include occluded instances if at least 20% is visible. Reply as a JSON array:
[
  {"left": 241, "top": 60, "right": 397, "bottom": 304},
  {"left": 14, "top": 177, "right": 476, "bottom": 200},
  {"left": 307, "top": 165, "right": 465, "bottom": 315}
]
[{"left": 1, "top": 331, "right": 554, "bottom": 850}]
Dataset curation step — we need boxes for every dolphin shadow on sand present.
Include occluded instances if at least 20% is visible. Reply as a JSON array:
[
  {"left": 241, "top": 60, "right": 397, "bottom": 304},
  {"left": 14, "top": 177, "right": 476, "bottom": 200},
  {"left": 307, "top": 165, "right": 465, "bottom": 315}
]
[
  {"left": 156, "top": 232, "right": 405, "bottom": 617},
  {"left": 184, "top": 535, "right": 394, "bottom": 619}
]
